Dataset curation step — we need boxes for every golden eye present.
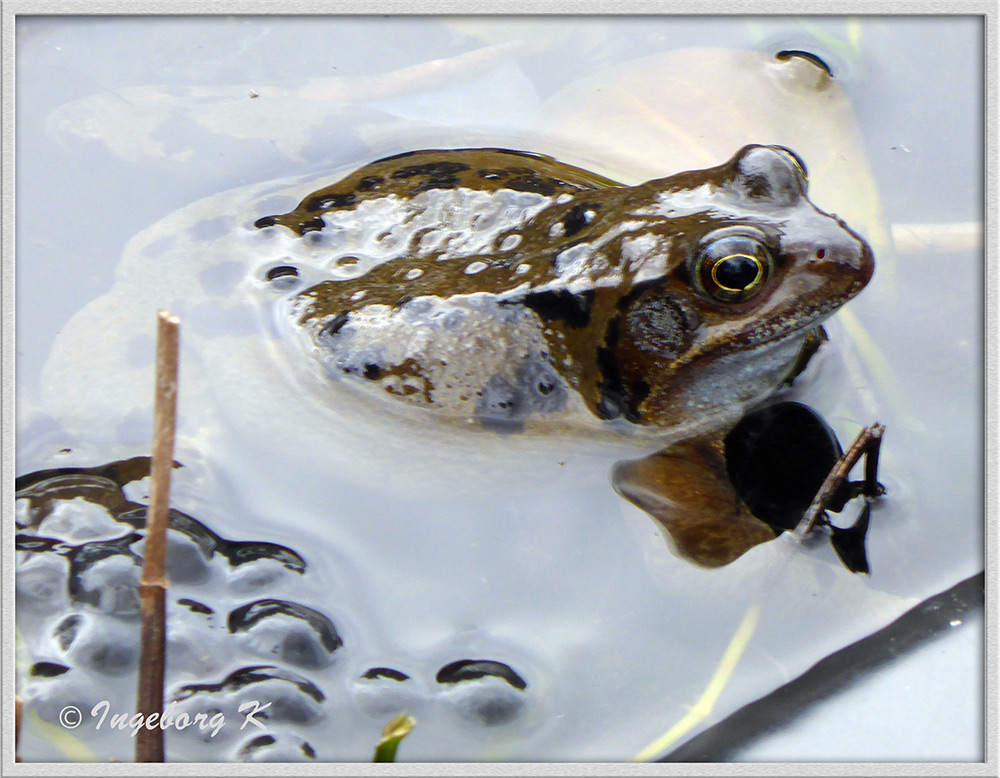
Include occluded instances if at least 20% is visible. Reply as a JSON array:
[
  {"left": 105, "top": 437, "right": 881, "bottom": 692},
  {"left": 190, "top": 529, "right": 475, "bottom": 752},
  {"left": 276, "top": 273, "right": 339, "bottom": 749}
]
[{"left": 695, "top": 235, "right": 773, "bottom": 303}]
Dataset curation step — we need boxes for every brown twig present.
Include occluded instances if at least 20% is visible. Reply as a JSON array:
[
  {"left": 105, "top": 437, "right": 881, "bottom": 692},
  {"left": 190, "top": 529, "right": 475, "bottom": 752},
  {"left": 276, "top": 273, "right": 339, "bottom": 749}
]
[
  {"left": 795, "top": 422, "right": 885, "bottom": 538},
  {"left": 135, "top": 311, "right": 180, "bottom": 763},
  {"left": 15, "top": 695, "right": 22, "bottom": 762}
]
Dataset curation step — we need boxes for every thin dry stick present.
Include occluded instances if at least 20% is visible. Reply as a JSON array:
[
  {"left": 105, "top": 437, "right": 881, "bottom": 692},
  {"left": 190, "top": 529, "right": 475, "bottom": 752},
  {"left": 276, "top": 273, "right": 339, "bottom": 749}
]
[
  {"left": 135, "top": 311, "right": 180, "bottom": 763},
  {"left": 794, "top": 422, "right": 886, "bottom": 538},
  {"left": 15, "top": 696, "right": 22, "bottom": 762}
]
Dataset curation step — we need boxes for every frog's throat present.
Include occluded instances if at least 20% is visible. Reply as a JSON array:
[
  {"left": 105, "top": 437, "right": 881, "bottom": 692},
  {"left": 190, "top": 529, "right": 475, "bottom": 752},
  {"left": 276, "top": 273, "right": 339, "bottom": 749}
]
[{"left": 640, "top": 333, "right": 810, "bottom": 432}]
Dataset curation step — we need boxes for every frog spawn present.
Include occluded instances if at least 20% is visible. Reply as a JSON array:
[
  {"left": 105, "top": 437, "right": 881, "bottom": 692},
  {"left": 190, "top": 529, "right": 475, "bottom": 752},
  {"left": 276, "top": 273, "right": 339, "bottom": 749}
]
[{"left": 15, "top": 459, "right": 537, "bottom": 761}]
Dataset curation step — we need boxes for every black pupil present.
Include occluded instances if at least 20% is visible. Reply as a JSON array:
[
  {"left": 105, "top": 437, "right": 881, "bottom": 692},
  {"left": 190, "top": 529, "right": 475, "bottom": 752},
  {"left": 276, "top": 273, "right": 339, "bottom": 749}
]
[{"left": 715, "top": 255, "right": 760, "bottom": 290}]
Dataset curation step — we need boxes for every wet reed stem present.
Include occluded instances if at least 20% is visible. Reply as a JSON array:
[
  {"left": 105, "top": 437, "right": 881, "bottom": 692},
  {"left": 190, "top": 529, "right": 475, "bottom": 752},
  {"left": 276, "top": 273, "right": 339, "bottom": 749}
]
[{"left": 135, "top": 311, "right": 180, "bottom": 763}]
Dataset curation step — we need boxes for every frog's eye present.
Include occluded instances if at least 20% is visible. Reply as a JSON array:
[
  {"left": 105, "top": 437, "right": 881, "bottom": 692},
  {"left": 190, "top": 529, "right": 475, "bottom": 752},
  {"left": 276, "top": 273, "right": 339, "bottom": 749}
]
[{"left": 695, "top": 235, "right": 773, "bottom": 303}]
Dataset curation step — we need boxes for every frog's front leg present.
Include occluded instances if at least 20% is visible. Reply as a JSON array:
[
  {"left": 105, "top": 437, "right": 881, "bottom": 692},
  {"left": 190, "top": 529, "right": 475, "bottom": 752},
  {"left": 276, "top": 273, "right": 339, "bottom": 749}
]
[{"left": 611, "top": 436, "right": 776, "bottom": 568}]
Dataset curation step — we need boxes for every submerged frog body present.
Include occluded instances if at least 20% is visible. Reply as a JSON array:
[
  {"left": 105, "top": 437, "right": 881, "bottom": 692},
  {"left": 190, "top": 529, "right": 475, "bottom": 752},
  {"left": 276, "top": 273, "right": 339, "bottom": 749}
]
[{"left": 256, "top": 146, "right": 874, "bottom": 567}]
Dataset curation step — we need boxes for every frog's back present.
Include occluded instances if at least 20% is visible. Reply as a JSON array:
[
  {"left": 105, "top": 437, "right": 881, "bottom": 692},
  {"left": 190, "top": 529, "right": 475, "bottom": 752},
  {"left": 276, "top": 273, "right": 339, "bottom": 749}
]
[
  {"left": 251, "top": 149, "right": 629, "bottom": 432},
  {"left": 254, "top": 148, "right": 622, "bottom": 235}
]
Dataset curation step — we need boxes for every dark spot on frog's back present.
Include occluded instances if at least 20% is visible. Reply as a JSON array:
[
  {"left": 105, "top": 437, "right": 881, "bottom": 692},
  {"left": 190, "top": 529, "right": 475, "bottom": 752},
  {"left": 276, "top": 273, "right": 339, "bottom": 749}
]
[
  {"left": 518, "top": 289, "right": 595, "bottom": 329},
  {"left": 300, "top": 216, "right": 325, "bottom": 234},
  {"left": 357, "top": 175, "right": 383, "bottom": 191},
  {"left": 411, "top": 175, "right": 460, "bottom": 193},
  {"left": 319, "top": 313, "right": 350, "bottom": 343},
  {"left": 562, "top": 203, "right": 597, "bottom": 237},
  {"left": 505, "top": 171, "right": 558, "bottom": 196},
  {"left": 389, "top": 160, "right": 470, "bottom": 179},
  {"left": 305, "top": 192, "right": 356, "bottom": 211}
]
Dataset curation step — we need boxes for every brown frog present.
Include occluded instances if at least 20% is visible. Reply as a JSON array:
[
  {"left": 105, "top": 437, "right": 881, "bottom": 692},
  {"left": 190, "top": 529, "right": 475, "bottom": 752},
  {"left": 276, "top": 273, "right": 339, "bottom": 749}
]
[{"left": 254, "top": 145, "right": 874, "bottom": 567}]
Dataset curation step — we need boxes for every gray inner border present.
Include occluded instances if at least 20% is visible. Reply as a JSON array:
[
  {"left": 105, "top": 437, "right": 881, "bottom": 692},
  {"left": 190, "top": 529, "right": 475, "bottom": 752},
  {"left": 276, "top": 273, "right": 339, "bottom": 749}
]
[{"left": 1, "top": 3, "right": 995, "bottom": 777}]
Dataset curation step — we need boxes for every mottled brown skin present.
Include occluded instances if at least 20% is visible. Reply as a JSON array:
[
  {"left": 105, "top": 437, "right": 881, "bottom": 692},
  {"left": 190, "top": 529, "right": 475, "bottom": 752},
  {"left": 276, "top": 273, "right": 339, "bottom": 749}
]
[
  {"left": 256, "top": 147, "right": 622, "bottom": 235},
  {"left": 256, "top": 146, "right": 874, "bottom": 568}
]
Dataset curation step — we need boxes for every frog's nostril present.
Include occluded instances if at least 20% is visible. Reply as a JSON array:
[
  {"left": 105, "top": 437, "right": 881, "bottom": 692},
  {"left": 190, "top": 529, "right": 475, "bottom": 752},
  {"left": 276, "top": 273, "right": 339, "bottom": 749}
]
[{"left": 815, "top": 248, "right": 826, "bottom": 260}]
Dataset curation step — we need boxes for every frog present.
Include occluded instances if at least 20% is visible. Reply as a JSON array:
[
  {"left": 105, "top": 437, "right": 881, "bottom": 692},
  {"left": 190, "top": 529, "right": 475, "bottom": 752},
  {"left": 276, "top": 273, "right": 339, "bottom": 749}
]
[{"left": 253, "top": 145, "right": 874, "bottom": 568}]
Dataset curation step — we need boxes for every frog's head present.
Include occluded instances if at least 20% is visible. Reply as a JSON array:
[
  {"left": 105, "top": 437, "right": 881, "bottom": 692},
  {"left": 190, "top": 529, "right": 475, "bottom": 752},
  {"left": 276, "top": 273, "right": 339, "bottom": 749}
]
[{"left": 603, "top": 144, "right": 874, "bottom": 430}]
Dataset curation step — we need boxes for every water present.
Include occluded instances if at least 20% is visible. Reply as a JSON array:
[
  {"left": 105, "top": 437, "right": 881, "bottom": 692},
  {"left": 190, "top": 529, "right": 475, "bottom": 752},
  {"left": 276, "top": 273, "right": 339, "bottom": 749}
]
[{"left": 14, "top": 15, "right": 983, "bottom": 761}]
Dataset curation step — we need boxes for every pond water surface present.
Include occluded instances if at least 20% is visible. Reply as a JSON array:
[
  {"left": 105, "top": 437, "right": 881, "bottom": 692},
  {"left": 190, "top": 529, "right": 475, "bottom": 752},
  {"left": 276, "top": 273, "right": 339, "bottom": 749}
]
[{"left": 13, "top": 15, "right": 983, "bottom": 762}]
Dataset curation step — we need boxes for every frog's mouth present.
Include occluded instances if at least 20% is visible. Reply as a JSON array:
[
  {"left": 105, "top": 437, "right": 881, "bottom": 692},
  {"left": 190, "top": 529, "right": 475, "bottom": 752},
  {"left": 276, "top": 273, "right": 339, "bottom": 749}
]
[
  {"left": 671, "top": 287, "right": 857, "bottom": 372},
  {"left": 717, "top": 291, "right": 859, "bottom": 354}
]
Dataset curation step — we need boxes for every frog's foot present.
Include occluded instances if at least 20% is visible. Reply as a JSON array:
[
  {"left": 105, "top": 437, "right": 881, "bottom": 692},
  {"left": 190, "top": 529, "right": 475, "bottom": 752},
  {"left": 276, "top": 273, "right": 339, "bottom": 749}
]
[
  {"left": 796, "top": 421, "right": 886, "bottom": 574},
  {"left": 611, "top": 438, "right": 776, "bottom": 568},
  {"left": 614, "top": 405, "right": 887, "bottom": 572},
  {"left": 795, "top": 420, "right": 886, "bottom": 536}
]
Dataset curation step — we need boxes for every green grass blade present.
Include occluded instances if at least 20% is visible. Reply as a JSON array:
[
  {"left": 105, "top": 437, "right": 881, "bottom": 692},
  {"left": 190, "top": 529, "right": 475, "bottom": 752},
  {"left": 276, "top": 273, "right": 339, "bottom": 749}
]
[{"left": 373, "top": 713, "right": 416, "bottom": 762}]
